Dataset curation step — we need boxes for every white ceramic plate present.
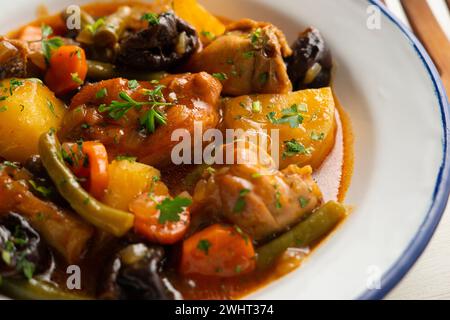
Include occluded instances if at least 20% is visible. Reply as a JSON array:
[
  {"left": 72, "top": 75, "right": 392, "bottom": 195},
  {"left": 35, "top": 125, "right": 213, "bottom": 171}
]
[{"left": 0, "top": 0, "right": 449, "bottom": 300}]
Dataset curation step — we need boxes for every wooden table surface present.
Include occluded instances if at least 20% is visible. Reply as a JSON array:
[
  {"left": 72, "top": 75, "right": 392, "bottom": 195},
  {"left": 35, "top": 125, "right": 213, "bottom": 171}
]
[{"left": 384, "top": 0, "right": 450, "bottom": 300}]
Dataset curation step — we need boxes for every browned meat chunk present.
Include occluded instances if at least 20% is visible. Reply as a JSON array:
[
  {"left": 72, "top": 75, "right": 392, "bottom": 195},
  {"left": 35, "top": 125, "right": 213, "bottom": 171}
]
[
  {"left": 189, "top": 19, "right": 292, "bottom": 96},
  {"left": 59, "top": 72, "right": 222, "bottom": 167},
  {"left": 0, "top": 37, "right": 29, "bottom": 79},
  {"left": 192, "top": 143, "right": 323, "bottom": 241}
]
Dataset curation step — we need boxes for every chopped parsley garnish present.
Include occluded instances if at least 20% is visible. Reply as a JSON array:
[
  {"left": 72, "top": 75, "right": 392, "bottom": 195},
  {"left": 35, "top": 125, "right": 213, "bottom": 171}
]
[
  {"left": 250, "top": 28, "right": 262, "bottom": 46},
  {"left": 86, "top": 18, "right": 105, "bottom": 34},
  {"left": 71, "top": 72, "right": 83, "bottom": 85},
  {"left": 9, "top": 79, "right": 23, "bottom": 95},
  {"left": 157, "top": 196, "right": 192, "bottom": 224},
  {"left": 116, "top": 155, "right": 137, "bottom": 162},
  {"left": 95, "top": 88, "right": 108, "bottom": 99},
  {"left": 61, "top": 142, "right": 87, "bottom": 168},
  {"left": 0, "top": 106, "right": 7, "bottom": 112},
  {"left": 1, "top": 227, "right": 36, "bottom": 280},
  {"left": 70, "top": 49, "right": 82, "bottom": 60},
  {"left": 243, "top": 51, "right": 255, "bottom": 59},
  {"left": 235, "top": 265, "right": 242, "bottom": 274},
  {"left": 47, "top": 99, "right": 58, "bottom": 118},
  {"left": 233, "top": 225, "right": 249, "bottom": 244},
  {"left": 2, "top": 161, "right": 20, "bottom": 169},
  {"left": 267, "top": 104, "right": 308, "bottom": 128},
  {"left": 299, "top": 196, "right": 310, "bottom": 208},
  {"left": 251, "top": 172, "right": 262, "bottom": 179},
  {"left": 18, "top": 259, "right": 35, "bottom": 280},
  {"left": 212, "top": 73, "right": 228, "bottom": 81},
  {"left": 140, "top": 109, "right": 167, "bottom": 134},
  {"left": 259, "top": 72, "right": 269, "bottom": 84},
  {"left": 142, "top": 85, "right": 166, "bottom": 101},
  {"left": 251, "top": 101, "right": 262, "bottom": 113},
  {"left": 197, "top": 239, "right": 211, "bottom": 255},
  {"left": 99, "top": 86, "right": 172, "bottom": 133},
  {"left": 1, "top": 250, "right": 11, "bottom": 265},
  {"left": 100, "top": 92, "right": 151, "bottom": 119},
  {"left": 282, "top": 139, "right": 313, "bottom": 159},
  {"left": 274, "top": 185, "right": 282, "bottom": 209},
  {"left": 201, "top": 30, "right": 216, "bottom": 40},
  {"left": 128, "top": 79, "right": 139, "bottom": 90},
  {"left": 141, "top": 13, "right": 160, "bottom": 25},
  {"left": 28, "top": 180, "right": 52, "bottom": 198},
  {"left": 233, "top": 188, "right": 251, "bottom": 213},
  {"left": 40, "top": 24, "right": 64, "bottom": 63},
  {"left": 41, "top": 24, "right": 53, "bottom": 38},
  {"left": 311, "top": 131, "right": 325, "bottom": 141}
]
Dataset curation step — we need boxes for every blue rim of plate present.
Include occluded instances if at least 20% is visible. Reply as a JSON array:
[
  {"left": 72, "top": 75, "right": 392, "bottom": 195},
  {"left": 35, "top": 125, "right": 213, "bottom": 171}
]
[{"left": 358, "top": 0, "right": 450, "bottom": 300}]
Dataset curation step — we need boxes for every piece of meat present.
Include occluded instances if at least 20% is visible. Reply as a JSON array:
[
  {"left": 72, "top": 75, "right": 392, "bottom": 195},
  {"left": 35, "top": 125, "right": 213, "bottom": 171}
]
[
  {"left": 60, "top": 72, "right": 222, "bottom": 167},
  {"left": 0, "top": 37, "right": 29, "bottom": 79},
  {"left": 191, "top": 143, "right": 323, "bottom": 241},
  {"left": 188, "top": 19, "right": 292, "bottom": 96},
  {"left": 0, "top": 164, "right": 94, "bottom": 263}
]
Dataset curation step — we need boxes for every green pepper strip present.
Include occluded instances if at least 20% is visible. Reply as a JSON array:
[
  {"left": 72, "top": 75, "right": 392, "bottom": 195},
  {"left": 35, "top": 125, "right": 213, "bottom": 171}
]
[
  {"left": 1, "top": 279, "right": 90, "bottom": 300},
  {"left": 256, "top": 201, "right": 347, "bottom": 270},
  {"left": 38, "top": 131, "right": 134, "bottom": 237}
]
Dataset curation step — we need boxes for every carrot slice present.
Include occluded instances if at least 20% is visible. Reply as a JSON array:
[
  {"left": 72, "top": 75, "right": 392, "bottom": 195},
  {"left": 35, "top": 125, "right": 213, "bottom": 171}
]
[
  {"left": 62, "top": 141, "right": 109, "bottom": 199},
  {"left": 130, "top": 194, "right": 191, "bottom": 245},
  {"left": 45, "top": 45, "right": 87, "bottom": 95},
  {"left": 180, "top": 224, "right": 256, "bottom": 277}
]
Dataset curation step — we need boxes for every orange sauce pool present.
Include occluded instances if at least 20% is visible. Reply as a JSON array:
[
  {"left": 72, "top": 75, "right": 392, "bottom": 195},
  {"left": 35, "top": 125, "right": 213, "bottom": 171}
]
[{"left": 7, "top": 1, "right": 354, "bottom": 300}]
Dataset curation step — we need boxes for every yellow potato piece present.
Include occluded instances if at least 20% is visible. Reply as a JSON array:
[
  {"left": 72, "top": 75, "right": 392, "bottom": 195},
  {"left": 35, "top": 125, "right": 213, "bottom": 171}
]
[
  {"left": 222, "top": 87, "right": 336, "bottom": 169},
  {"left": 172, "top": 0, "right": 226, "bottom": 41},
  {"left": 0, "top": 78, "right": 66, "bottom": 163},
  {"left": 102, "top": 160, "right": 167, "bottom": 211}
]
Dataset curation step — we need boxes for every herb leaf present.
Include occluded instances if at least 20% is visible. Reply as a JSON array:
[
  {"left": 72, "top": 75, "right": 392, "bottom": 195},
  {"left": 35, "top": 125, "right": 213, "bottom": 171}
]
[
  {"left": 157, "top": 196, "right": 192, "bottom": 224},
  {"left": 282, "top": 139, "right": 313, "bottom": 159},
  {"left": 40, "top": 24, "right": 63, "bottom": 63},
  {"left": 311, "top": 131, "right": 325, "bottom": 141},
  {"left": 28, "top": 180, "right": 52, "bottom": 198},
  {"left": 95, "top": 88, "right": 108, "bottom": 99},
  {"left": 141, "top": 13, "right": 160, "bottom": 25},
  {"left": 128, "top": 80, "right": 139, "bottom": 90},
  {"left": 233, "top": 188, "right": 251, "bottom": 213},
  {"left": 212, "top": 73, "right": 228, "bottom": 81},
  {"left": 197, "top": 239, "right": 211, "bottom": 255},
  {"left": 71, "top": 72, "right": 83, "bottom": 85},
  {"left": 266, "top": 104, "right": 308, "bottom": 128},
  {"left": 116, "top": 155, "right": 137, "bottom": 162},
  {"left": 299, "top": 196, "right": 310, "bottom": 208}
]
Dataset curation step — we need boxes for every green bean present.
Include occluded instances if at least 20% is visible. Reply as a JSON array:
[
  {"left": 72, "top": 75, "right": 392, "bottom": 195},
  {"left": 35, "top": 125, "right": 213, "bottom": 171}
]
[
  {"left": 87, "top": 60, "right": 116, "bottom": 79},
  {"left": 256, "top": 201, "right": 347, "bottom": 270},
  {"left": 38, "top": 131, "right": 135, "bottom": 237},
  {"left": 94, "top": 6, "right": 132, "bottom": 47},
  {"left": 87, "top": 60, "right": 168, "bottom": 81},
  {"left": 1, "top": 279, "right": 90, "bottom": 300}
]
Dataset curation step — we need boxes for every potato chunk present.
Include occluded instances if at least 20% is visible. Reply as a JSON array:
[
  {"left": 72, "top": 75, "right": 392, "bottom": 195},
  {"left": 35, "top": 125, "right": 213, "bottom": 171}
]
[
  {"left": 222, "top": 87, "right": 336, "bottom": 169},
  {"left": 0, "top": 78, "right": 66, "bottom": 163},
  {"left": 102, "top": 160, "right": 167, "bottom": 211}
]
